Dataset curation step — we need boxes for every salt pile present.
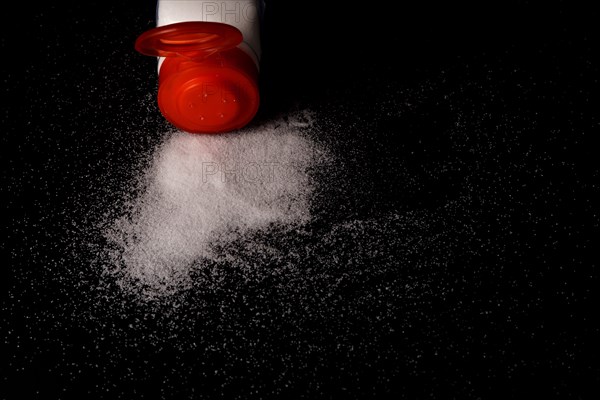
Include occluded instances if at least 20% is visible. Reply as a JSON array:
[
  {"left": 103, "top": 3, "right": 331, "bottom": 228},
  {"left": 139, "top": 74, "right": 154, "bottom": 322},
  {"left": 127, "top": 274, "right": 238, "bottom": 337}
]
[{"left": 102, "top": 112, "right": 330, "bottom": 299}]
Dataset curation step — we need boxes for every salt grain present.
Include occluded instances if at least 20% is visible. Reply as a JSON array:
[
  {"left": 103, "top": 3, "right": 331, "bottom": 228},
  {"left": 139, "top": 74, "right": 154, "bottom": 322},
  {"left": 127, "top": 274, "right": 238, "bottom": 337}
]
[{"left": 102, "top": 112, "right": 330, "bottom": 299}]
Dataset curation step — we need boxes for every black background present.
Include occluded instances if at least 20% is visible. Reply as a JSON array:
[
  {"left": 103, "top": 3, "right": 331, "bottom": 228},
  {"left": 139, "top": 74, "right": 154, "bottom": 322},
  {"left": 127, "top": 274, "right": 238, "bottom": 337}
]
[{"left": 1, "top": 1, "right": 599, "bottom": 399}]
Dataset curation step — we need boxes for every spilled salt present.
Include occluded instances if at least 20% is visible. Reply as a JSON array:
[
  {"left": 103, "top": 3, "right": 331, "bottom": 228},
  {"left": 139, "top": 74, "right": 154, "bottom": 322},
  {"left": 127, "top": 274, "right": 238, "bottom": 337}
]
[{"left": 102, "top": 112, "right": 330, "bottom": 298}]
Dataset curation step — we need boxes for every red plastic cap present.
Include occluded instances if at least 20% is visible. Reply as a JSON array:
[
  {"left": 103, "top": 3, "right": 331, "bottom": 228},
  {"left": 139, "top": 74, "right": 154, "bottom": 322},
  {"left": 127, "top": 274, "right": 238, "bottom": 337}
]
[{"left": 135, "top": 22, "right": 259, "bottom": 133}]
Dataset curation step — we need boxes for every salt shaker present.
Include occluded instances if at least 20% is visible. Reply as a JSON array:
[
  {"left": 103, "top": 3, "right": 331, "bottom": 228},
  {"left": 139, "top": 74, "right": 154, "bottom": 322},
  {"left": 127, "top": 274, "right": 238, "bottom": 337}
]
[{"left": 135, "top": 0, "right": 264, "bottom": 133}]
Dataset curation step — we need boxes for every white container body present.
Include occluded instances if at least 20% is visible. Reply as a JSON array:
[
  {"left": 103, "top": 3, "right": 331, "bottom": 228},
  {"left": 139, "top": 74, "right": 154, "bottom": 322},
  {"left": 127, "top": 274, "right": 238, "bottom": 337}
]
[{"left": 156, "top": 0, "right": 263, "bottom": 71}]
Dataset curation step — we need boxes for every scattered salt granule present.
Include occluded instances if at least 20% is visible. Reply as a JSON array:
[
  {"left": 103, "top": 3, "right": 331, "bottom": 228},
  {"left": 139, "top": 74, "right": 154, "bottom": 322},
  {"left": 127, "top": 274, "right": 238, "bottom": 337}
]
[{"left": 102, "top": 112, "right": 330, "bottom": 299}]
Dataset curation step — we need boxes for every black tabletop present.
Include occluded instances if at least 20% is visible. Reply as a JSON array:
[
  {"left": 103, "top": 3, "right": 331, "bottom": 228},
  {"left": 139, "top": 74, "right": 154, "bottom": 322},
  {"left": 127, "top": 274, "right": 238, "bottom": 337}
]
[{"left": 1, "top": 1, "right": 598, "bottom": 399}]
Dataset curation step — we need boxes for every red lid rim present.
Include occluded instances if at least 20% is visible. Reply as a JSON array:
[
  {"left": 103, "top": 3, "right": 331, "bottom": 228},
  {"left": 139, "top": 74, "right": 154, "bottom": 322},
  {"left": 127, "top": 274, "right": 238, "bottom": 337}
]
[{"left": 135, "top": 21, "right": 243, "bottom": 60}]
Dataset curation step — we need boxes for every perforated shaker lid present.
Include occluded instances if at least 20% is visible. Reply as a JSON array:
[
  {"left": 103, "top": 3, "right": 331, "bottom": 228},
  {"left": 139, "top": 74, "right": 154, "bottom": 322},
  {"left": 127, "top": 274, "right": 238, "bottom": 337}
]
[{"left": 135, "top": 21, "right": 259, "bottom": 133}]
